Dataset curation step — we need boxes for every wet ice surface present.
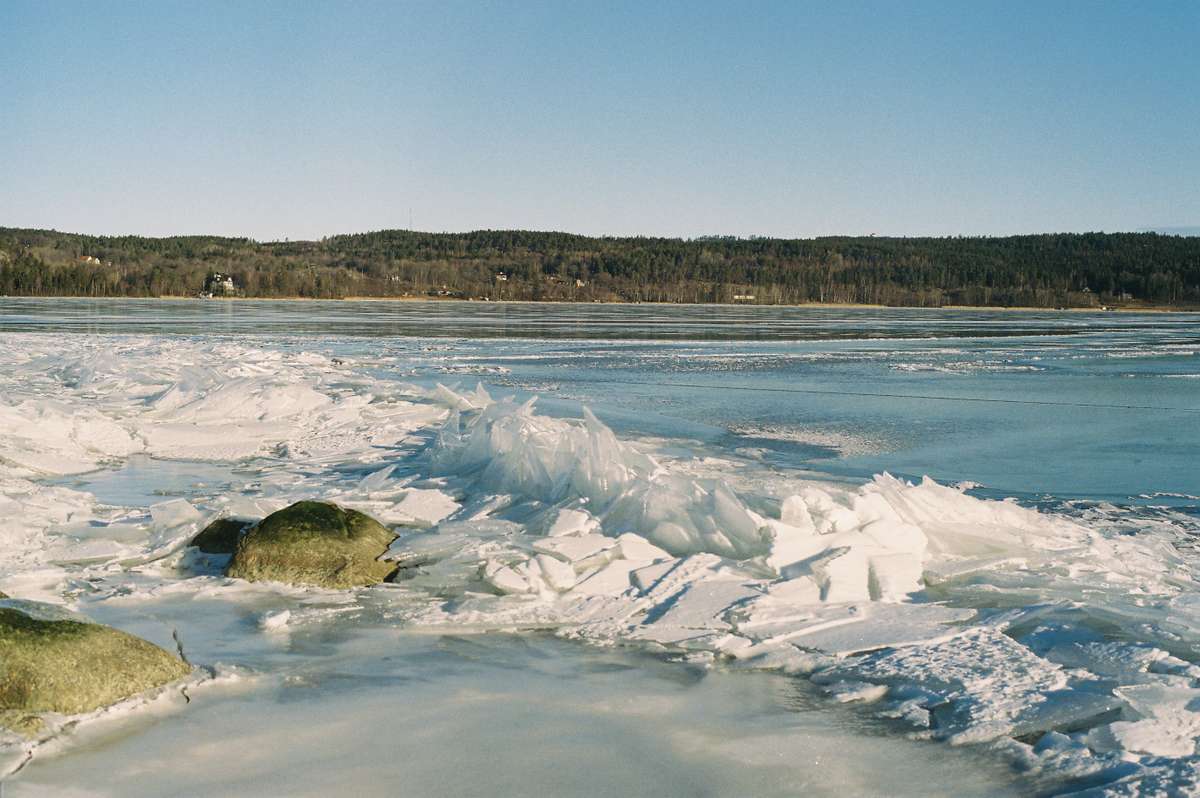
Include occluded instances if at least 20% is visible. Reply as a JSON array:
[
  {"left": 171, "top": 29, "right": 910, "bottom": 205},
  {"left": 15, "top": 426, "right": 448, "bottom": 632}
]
[
  {"left": 8, "top": 611, "right": 1026, "bottom": 798},
  {"left": 1, "top": 299, "right": 1199, "bottom": 796}
]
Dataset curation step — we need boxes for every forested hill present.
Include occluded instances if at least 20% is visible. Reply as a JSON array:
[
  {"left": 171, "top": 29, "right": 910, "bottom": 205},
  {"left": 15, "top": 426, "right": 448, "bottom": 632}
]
[{"left": 1, "top": 227, "right": 1198, "bottom": 308}]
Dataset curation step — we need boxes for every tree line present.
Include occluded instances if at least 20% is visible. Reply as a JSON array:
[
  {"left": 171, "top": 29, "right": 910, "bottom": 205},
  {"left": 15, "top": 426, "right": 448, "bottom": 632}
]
[{"left": 1, "top": 227, "right": 1197, "bottom": 308}]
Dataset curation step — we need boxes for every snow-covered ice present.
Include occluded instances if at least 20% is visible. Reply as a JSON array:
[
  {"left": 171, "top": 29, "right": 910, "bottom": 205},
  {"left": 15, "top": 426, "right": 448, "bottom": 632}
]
[{"left": 1, "top": 306, "right": 1199, "bottom": 795}]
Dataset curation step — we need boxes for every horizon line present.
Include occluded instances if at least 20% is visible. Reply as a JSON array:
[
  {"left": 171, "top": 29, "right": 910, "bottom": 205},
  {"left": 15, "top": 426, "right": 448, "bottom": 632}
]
[{"left": 4, "top": 224, "right": 1198, "bottom": 245}]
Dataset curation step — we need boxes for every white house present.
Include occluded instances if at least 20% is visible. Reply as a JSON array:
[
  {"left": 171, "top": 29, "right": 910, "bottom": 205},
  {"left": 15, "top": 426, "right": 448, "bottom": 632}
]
[{"left": 207, "top": 272, "right": 237, "bottom": 295}]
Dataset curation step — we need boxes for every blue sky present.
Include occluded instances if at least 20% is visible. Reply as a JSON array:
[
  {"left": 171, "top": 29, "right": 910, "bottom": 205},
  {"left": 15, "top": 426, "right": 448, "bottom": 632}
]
[{"left": 1, "top": 1, "right": 1196, "bottom": 240}]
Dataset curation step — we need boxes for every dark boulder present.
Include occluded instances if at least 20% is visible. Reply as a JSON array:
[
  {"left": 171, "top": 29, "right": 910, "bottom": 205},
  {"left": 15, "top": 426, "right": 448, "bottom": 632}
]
[
  {"left": 190, "top": 517, "right": 253, "bottom": 554},
  {"left": 225, "top": 501, "right": 397, "bottom": 588}
]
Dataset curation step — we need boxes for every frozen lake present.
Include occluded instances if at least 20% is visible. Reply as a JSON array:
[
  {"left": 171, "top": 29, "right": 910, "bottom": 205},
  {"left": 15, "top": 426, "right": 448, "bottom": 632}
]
[{"left": 1, "top": 298, "right": 1199, "bottom": 795}]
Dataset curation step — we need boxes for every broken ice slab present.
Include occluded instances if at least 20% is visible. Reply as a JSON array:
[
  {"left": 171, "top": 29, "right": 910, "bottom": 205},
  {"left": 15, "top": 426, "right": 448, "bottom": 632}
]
[
  {"left": 44, "top": 538, "right": 142, "bottom": 565},
  {"left": 794, "top": 486, "right": 855, "bottom": 534},
  {"left": 1086, "top": 684, "right": 1200, "bottom": 758},
  {"left": 1044, "top": 641, "right": 1200, "bottom": 684},
  {"left": 922, "top": 555, "right": 1027, "bottom": 585},
  {"left": 485, "top": 565, "right": 534, "bottom": 595},
  {"left": 614, "top": 533, "right": 671, "bottom": 563},
  {"left": 822, "top": 627, "right": 1122, "bottom": 744},
  {"left": 392, "top": 555, "right": 482, "bottom": 596},
  {"left": 941, "top": 688, "right": 1121, "bottom": 746},
  {"left": 388, "top": 488, "right": 460, "bottom": 527},
  {"left": 483, "top": 558, "right": 545, "bottom": 595},
  {"left": 149, "top": 498, "right": 201, "bottom": 530},
  {"left": 763, "top": 517, "right": 823, "bottom": 574},
  {"left": 810, "top": 546, "right": 871, "bottom": 603},
  {"left": 732, "top": 601, "right": 974, "bottom": 658},
  {"left": 536, "top": 554, "right": 576, "bottom": 592},
  {"left": 545, "top": 508, "right": 600, "bottom": 537},
  {"left": 456, "top": 492, "right": 515, "bottom": 521},
  {"left": 772, "top": 575, "right": 826, "bottom": 601},
  {"left": 533, "top": 534, "right": 618, "bottom": 570},
  {"left": 356, "top": 464, "right": 396, "bottom": 492},
  {"left": 220, "top": 495, "right": 289, "bottom": 519},
  {"left": 867, "top": 552, "right": 924, "bottom": 602},
  {"left": 385, "top": 519, "right": 522, "bottom": 565},
  {"left": 54, "top": 519, "right": 149, "bottom": 544},
  {"left": 569, "top": 559, "right": 646, "bottom": 597},
  {"left": 630, "top": 579, "right": 763, "bottom": 646},
  {"left": 384, "top": 531, "right": 479, "bottom": 567},
  {"left": 634, "top": 553, "right": 730, "bottom": 596},
  {"left": 779, "top": 494, "right": 816, "bottom": 531},
  {"left": 438, "top": 518, "right": 525, "bottom": 540}
]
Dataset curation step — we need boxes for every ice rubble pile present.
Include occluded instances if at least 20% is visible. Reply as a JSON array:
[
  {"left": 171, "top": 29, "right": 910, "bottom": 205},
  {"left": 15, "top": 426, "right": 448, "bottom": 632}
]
[
  {"left": 0, "top": 335, "right": 447, "bottom": 575},
  {"left": 432, "top": 386, "right": 789, "bottom": 561},
  {"left": 418, "top": 383, "right": 1174, "bottom": 608},
  {"left": 399, "top": 385, "right": 1200, "bottom": 783},
  {"left": 0, "top": 336, "right": 445, "bottom": 478},
  {"left": 6, "top": 334, "right": 1200, "bottom": 790}
]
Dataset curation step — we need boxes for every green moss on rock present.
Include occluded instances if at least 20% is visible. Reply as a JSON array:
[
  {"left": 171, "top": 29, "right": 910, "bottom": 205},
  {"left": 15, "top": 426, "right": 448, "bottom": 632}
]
[
  {"left": 225, "top": 501, "right": 397, "bottom": 588},
  {"left": 191, "top": 517, "right": 252, "bottom": 554},
  {"left": 0, "top": 709, "right": 45, "bottom": 737},
  {"left": 0, "top": 606, "right": 190, "bottom": 733}
]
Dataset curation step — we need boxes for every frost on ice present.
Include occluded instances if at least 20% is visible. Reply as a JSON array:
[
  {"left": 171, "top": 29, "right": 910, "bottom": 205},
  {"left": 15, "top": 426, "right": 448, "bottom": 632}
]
[{"left": 5, "top": 335, "right": 1200, "bottom": 793}]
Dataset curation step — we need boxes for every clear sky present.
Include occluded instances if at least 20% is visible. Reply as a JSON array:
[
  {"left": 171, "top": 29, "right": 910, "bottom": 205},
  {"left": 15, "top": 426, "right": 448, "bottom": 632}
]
[{"left": 2, "top": 1, "right": 1197, "bottom": 240}]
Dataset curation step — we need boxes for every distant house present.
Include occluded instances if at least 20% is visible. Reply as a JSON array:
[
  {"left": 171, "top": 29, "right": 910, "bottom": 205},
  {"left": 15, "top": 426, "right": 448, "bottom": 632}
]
[
  {"left": 203, "top": 272, "right": 237, "bottom": 296},
  {"left": 77, "top": 255, "right": 101, "bottom": 265},
  {"left": 495, "top": 272, "right": 509, "bottom": 282},
  {"left": 732, "top": 294, "right": 755, "bottom": 301}
]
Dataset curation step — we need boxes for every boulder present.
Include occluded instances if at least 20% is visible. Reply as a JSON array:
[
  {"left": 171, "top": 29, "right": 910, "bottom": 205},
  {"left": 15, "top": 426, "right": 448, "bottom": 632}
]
[
  {"left": 190, "top": 517, "right": 253, "bottom": 554},
  {"left": 225, "top": 501, "right": 397, "bottom": 588},
  {"left": 0, "top": 602, "right": 190, "bottom": 735}
]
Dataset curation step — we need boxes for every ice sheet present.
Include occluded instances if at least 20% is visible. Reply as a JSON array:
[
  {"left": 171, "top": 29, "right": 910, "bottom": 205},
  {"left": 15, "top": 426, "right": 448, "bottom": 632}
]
[{"left": 2, "top": 329, "right": 1200, "bottom": 795}]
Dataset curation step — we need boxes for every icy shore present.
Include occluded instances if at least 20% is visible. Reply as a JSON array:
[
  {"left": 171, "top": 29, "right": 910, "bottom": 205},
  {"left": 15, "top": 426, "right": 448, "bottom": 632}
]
[{"left": 2, "top": 332, "right": 1199, "bottom": 795}]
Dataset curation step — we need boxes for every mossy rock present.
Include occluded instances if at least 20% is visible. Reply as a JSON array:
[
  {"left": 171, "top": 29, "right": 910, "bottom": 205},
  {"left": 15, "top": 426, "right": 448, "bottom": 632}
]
[
  {"left": 225, "top": 501, "right": 397, "bottom": 588},
  {"left": 0, "top": 604, "right": 190, "bottom": 733},
  {"left": 0, "top": 708, "right": 45, "bottom": 737},
  {"left": 191, "top": 517, "right": 253, "bottom": 554}
]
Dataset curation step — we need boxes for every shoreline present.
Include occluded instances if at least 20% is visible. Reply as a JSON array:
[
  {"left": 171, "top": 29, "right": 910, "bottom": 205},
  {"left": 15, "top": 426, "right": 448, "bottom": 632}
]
[{"left": 6, "top": 295, "right": 1195, "bottom": 313}]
